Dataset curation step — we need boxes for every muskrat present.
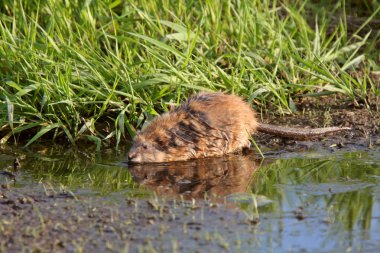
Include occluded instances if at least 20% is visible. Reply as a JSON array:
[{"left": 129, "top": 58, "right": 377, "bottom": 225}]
[{"left": 128, "top": 92, "right": 350, "bottom": 163}]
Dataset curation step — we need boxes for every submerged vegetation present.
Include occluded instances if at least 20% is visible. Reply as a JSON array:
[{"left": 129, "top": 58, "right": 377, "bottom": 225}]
[{"left": 0, "top": 0, "right": 379, "bottom": 148}]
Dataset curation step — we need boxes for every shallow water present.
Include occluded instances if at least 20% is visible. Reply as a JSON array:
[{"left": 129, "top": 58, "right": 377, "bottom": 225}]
[{"left": 1, "top": 145, "right": 380, "bottom": 252}]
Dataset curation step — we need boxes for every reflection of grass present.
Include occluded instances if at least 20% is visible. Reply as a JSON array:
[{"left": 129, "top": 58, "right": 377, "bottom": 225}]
[
  {"left": 252, "top": 151, "right": 380, "bottom": 230},
  {"left": 17, "top": 149, "right": 148, "bottom": 196},
  {"left": 0, "top": 1, "right": 379, "bottom": 147}
]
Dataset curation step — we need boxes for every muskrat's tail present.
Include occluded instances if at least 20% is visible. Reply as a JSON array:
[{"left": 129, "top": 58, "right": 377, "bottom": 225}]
[{"left": 257, "top": 123, "right": 351, "bottom": 140}]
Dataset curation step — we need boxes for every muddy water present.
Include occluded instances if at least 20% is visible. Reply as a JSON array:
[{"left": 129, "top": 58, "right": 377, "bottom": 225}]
[{"left": 1, "top": 146, "right": 380, "bottom": 252}]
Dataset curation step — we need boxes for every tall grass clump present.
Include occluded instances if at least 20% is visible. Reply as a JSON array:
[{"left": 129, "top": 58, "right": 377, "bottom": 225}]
[{"left": 0, "top": 0, "right": 379, "bottom": 148}]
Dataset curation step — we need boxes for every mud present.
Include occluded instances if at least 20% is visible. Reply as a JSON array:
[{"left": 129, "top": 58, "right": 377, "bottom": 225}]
[
  {"left": 0, "top": 186, "right": 258, "bottom": 253},
  {"left": 256, "top": 95, "right": 380, "bottom": 152}
]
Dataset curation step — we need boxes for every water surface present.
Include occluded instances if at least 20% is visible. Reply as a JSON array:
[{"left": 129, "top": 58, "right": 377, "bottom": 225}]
[{"left": 1, "top": 145, "right": 380, "bottom": 252}]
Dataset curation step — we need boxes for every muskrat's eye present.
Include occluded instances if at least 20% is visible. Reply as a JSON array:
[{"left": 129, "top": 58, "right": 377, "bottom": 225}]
[{"left": 142, "top": 143, "right": 148, "bottom": 149}]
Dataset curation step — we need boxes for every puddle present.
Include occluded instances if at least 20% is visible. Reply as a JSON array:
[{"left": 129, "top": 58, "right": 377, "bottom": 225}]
[{"left": 1, "top": 145, "right": 380, "bottom": 252}]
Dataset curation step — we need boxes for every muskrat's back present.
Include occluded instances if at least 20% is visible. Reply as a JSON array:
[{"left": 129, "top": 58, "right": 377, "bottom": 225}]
[{"left": 128, "top": 92, "right": 257, "bottom": 163}]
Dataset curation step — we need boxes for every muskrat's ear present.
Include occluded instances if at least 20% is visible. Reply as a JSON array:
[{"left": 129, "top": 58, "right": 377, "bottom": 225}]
[{"left": 169, "top": 105, "right": 177, "bottom": 111}]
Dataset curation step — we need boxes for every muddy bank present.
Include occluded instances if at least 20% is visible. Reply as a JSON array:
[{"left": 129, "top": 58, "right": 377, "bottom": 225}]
[
  {"left": 0, "top": 186, "right": 262, "bottom": 253},
  {"left": 256, "top": 96, "right": 380, "bottom": 152}
]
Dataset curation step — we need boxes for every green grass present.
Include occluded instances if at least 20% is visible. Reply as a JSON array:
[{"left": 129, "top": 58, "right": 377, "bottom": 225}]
[{"left": 0, "top": 0, "right": 379, "bottom": 148}]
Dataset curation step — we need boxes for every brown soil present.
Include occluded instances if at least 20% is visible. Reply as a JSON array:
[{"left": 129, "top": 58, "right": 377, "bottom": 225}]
[
  {"left": 255, "top": 95, "right": 380, "bottom": 152},
  {"left": 0, "top": 186, "right": 256, "bottom": 253}
]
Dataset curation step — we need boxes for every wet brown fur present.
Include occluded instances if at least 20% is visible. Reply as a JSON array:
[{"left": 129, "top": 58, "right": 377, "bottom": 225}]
[
  {"left": 128, "top": 92, "right": 350, "bottom": 163},
  {"left": 128, "top": 92, "right": 257, "bottom": 163}
]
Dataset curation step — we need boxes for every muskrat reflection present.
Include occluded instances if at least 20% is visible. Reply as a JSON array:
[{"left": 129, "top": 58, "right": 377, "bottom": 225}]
[{"left": 128, "top": 154, "right": 258, "bottom": 199}]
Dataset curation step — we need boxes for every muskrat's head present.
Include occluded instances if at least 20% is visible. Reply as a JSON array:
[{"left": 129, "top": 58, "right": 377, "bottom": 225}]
[
  {"left": 127, "top": 111, "right": 196, "bottom": 163},
  {"left": 127, "top": 134, "right": 168, "bottom": 163}
]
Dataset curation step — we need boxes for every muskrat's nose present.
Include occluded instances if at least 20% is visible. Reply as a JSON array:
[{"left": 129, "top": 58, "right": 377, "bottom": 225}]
[{"left": 128, "top": 151, "right": 137, "bottom": 161}]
